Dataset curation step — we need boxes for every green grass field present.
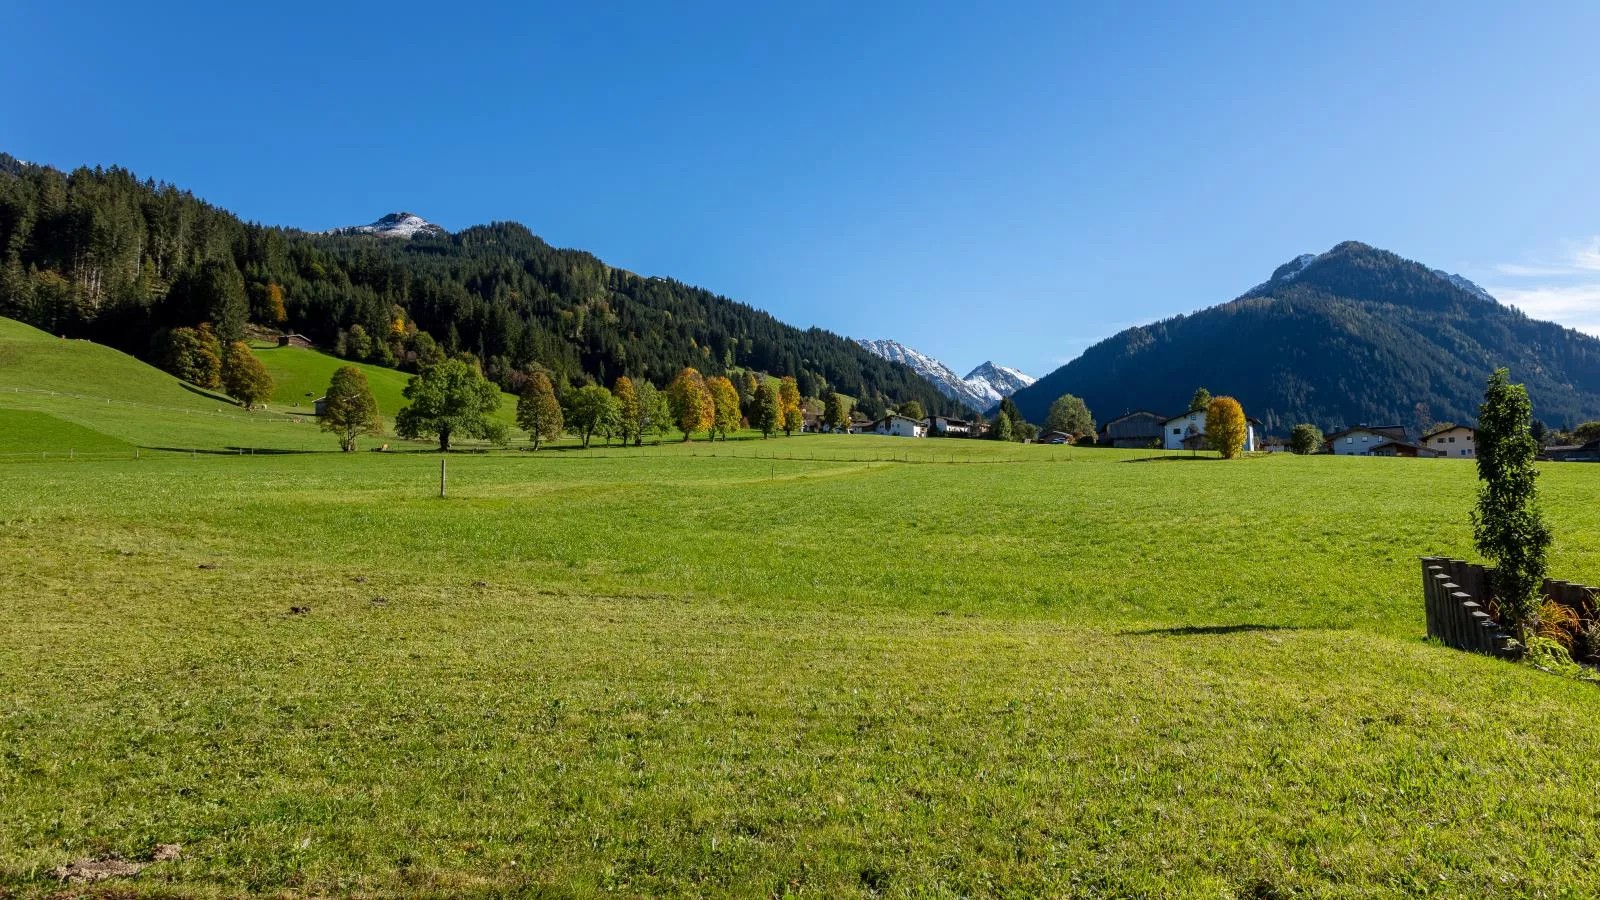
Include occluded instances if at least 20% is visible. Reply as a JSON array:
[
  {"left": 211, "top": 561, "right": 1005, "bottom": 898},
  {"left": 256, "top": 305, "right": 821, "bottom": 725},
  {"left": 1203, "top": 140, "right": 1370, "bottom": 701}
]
[
  {"left": 4, "top": 317, "right": 1599, "bottom": 896},
  {"left": 3, "top": 437, "right": 1600, "bottom": 897},
  {"left": 249, "top": 342, "right": 519, "bottom": 427}
]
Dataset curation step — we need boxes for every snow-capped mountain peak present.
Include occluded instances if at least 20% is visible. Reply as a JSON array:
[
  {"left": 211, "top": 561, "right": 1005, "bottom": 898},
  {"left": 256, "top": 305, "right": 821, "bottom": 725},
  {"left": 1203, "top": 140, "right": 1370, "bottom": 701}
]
[
  {"left": 856, "top": 339, "right": 1033, "bottom": 413},
  {"left": 327, "top": 212, "right": 448, "bottom": 239}
]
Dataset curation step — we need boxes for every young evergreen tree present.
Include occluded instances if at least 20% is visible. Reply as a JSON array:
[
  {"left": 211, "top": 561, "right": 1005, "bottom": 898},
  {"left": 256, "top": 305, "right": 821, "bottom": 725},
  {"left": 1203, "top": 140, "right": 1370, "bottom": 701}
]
[
  {"left": 320, "top": 365, "right": 382, "bottom": 451},
  {"left": 1289, "top": 423, "right": 1324, "bottom": 455},
  {"left": 612, "top": 376, "right": 641, "bottom": 446},
  {"left": 395, "top": 359, "right": 508, "bottom": 451},
  {"left": 220, "top": 341, "right": 273, "bottom": 409},
  {"left": 1189, "top": 387, "right": 1212, "bottom": 413},
  {"left": 1205, "top": 396, "right": 1248, "bottom": 459},
  {"left": 707, "top": 375, "right": 741, "bottom": 440},
  {"left": 516, "top": 370, "right": 563, "bottom": 450},
  {"left": 1472, "top": 368, "right": 1551, "bottom": 642},
  {"left": 778, "top": 376, "right": 803, "bottom": 435},
  {"left": 991, "top": 408, "right": 1014, "bottom": 441}
]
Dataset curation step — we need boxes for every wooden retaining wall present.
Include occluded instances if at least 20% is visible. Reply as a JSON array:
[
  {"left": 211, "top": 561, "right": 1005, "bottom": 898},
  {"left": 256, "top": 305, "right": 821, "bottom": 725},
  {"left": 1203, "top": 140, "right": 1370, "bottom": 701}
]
[{"left": 1421, "top": 557, "right": 1599, "bottom": 658}]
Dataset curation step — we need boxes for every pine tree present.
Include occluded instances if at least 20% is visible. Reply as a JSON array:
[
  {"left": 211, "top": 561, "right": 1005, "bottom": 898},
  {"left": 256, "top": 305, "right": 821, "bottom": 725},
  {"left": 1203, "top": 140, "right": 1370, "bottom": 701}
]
[
  {"left": 516, "top": 371, "right": 563, "bottom": 450},
  {"left": 1189, "top": 387, "right": 1212, "bottom": 413},
  {"left": 320, "top": 365, "right": 382, "bottom": 451},
  {"left": 824, "top": 392, "right": 850, "bottom": 432},
  {"left": 1473, "top": 368, "right": 1551, "bottom": 642}
]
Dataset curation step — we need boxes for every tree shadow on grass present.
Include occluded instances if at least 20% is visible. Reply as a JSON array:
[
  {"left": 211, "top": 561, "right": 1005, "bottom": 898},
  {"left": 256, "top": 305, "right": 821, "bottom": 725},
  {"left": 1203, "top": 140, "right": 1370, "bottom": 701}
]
[
  {"left": 143, "top": 446, "right": 323, "bottom": 455},
  {"left": 1119, "top": 455, "right": 1221, "bottom": 463},
  {"left": 1119, "top": 624, "right": 1324, "bottom": 637},
  {"left": 175, "top": 381, "right": 242, "bottom": 405}
]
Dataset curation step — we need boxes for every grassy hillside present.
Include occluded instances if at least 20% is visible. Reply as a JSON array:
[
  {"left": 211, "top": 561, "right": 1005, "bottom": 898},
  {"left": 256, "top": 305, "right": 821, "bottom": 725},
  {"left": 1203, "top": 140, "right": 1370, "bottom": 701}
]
[
  {"left": 250, "top": 342, "right": 520, "bottom": 426},
  {"left": 0, "top": 316, "right": 322, "bottom": 453},
  {"left": 2, "top": 438, "right": 1599, "bottom": 895}
]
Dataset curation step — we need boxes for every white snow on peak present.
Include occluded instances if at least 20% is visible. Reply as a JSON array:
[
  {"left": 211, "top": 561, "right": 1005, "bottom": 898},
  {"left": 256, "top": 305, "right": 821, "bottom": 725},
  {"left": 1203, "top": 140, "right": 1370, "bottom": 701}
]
[
  {"left": 1432, "top": 270, "right": 1496, "bottom": 303},
  {"left": 856, "top": 339, "right": 1033, "bottom": 413},
  {"left": 327, "top": 212, "right": 448, "bottom": 239}
]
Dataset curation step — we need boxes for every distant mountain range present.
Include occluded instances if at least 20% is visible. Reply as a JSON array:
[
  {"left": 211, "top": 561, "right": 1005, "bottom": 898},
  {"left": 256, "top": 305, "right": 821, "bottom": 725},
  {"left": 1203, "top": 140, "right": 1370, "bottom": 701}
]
[
  {"left": 1009, "top": 241, "right": 1600, "bottom": 432},
  {"left": 856, "top": 339, "right": 1034, "bottom": 412},
  {"left": 326, "top": 212, "right": 448, "bottom": 239}
]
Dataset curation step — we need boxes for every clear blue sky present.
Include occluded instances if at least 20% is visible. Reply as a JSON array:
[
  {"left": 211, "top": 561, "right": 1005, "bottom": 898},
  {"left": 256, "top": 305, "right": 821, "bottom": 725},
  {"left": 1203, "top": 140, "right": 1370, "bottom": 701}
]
[{"left": 8, "top": 1, "right": 1600, "bottom": 377}]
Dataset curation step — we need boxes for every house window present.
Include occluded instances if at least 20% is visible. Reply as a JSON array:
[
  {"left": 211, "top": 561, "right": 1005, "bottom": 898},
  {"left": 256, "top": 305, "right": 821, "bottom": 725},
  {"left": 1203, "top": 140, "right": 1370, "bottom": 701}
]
[
  {"left": 1173, "top": 428, "right": 1181, "bottom": 435},
  {"left": 1361, "top": 436, "right": 1368, "bottom": 442},
  {"left": 1346, "top": 437, "right": 1353, "bottom": 444},
  {"left": 1449, "top": 437, "right": 1456, "bottom": 443}
]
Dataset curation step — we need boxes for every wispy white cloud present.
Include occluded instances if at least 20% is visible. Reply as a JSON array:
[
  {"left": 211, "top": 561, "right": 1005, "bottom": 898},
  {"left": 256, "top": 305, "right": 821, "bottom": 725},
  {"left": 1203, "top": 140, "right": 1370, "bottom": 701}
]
[
  {"left": 1493, "top": 236, "right": 1600, "bottom": 277},
  {"left": 1487, "top": 284, "right": 1600, "bottom": 338},
  {"left": 1482, "top": 236, "right": 1600, "bottom": 337}
]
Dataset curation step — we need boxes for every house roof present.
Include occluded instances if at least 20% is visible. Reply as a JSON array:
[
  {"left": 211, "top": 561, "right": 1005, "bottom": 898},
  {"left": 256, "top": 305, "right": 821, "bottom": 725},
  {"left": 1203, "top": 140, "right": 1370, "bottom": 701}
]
[
  {"left": 875, "top": 414, "right": 923, "bottom": 426},
  {"left": 1424, "top": 424, "right": 1475, "bottom": 439},
  {"left": 1370, "top": 440, "right": 1427, "bottom": 452},
  {"left": 1102, "top": 409, "right": 1167, "bottom": 427}
]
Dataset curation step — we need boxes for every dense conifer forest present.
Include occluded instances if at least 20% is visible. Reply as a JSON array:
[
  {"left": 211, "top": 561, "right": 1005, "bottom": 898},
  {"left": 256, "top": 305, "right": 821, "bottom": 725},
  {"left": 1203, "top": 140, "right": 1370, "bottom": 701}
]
[
  {"left": 0, "top": 153, "right": 963, "bottom": 415},
  {"left": 1010, "top": 241, "right": 1600, "bottom": 432}
]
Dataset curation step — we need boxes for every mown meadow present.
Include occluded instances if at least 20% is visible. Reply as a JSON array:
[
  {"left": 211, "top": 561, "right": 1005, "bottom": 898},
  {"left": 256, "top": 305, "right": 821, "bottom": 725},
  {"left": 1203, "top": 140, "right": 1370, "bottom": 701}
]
[{"left": 3, "top": 437, "right": 1600, "bottom": 897}]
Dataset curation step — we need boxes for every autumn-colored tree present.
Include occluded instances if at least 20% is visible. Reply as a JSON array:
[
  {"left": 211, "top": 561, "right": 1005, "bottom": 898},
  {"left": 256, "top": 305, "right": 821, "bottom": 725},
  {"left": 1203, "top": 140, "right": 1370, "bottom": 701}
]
[
  {"left": 667, "top": 368, "right": 714, "bottom": 441},
  {"left": 752, "top": 380, "right": 780, "bottom": 437},
  {"left": 707, "top": 375, "right": 741, "bottom": 440},
  {"left": 320, "top": 365, "right": 382, "bottom": 451},
  {"left": 220, "top": 341, "right": 274, "bottom": 409},
  {"left": 249, "top": 282, "right": 287, "bottom": 324},
  {"left": 1205, "top": 396, "right": 1248, "bottom": 459},
  {"left": 517, "top": 370, "right": 564, "bottom": 450},
  {"left": 159, "top": 326, "right": 221, "bottom": 388},
  {"left": 823, "top": 392, "right": 850, "bottom": 432},
  {"left": 778, "top": 376, "right": 803, "bottom": 435},
  {"left": 612, "top": 376, "right": 641, "bottom": 446}
]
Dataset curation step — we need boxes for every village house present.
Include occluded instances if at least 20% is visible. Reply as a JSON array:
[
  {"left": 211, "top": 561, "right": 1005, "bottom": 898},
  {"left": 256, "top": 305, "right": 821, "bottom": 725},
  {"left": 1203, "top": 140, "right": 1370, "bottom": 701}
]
[
  {"left": 925, "top": 415, "right": 973, "bottom": 437},
  {"left": 1161, "top": 410, "right": 1259, "bottom": 452},
  {"left": 1425, "top": 425, "right": 1476, "bottom": 458},
  {"left": 1324, "top": 424, "right": 1408, "bottom": 456},
  {"left": 872, "top": 413, "right": 927, "bottom": 437},
  {"left": 1099, "top": 410, "right": 1166, "bottom": 449},
  {"left": 846, "top": 413, "right": 874, "bottom": 434},
  {"left": 1541, "top": 438, "right": 1600, "bottom": 462},
  {"left": 1369, "top": 440, "right": 1441, "bottom": 458},
  {"left": 1039, "top": 430, "right": 1075, "bottom": 444},
  {"left": 278, "top": 333, "right": 313, "bottom": 348}
]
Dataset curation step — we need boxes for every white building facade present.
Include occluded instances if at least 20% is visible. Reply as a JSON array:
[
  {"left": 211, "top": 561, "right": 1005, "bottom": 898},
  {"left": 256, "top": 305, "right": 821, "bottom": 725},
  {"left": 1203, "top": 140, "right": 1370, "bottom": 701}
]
[
  {"left": 1161, "top": 410, "right": 1257, "bottom": 452},
  {"left": 1427, "top": 426, "right": 1476, "bottom": 457},
  {"left": 874, "top": 414, "right": 927, "bottom": 437}
]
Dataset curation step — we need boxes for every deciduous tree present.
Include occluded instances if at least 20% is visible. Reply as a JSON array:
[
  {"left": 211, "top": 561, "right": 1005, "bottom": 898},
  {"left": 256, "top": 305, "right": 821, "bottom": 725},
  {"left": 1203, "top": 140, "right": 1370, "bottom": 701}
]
[
  {"left": 158, "top": 326, "right": 221, "bottom": 388},
  {"left": 1289, "top": 423, "right": 1323, "bottom": 455},
  {"left": 779, "top": 376, "right": 803, "bottom": 435},
  {"left": 516, "top": 370, "right": 563, "bottom": 450},
  {"left": 1045, "top": 394, "right": 1094, "bottom": 436},
  {"left": 1205, "top": 396, "right": 1247, "bottom": 459},
  {"left": 1473, "top": 368, "right": 1551, "bottom": 642},
  {"left": 899, "top": 400, "right": 924, "bottom": 422},
  {"left": 667, "top": 368, "right": 714, "bottom": 441},
  {"left": 220, "top": 341, "right": 274, "bottom": 409},
  {"left": 396, "top": 358, "right": 508, "bottom": 451},
  {"left": 612, "top": 376, "right": 641, "bottom": 446},
  {"left": 707, "top": 375, "right": 741, "bottom": 440},
  {"left": 564, "top": 384, "right": 618, "bottom": 449},
  {"left": 823, "top": 392, "right": 850, "bottom": 432},
  {"left": 635, "top": 380, "right": 671, "bottom": 445},
  {"left": 752, "top": 380, "right": 780, "bottom": 437},
  {"left": 320, "top": 365, "right": 382, "bottom": 451}
]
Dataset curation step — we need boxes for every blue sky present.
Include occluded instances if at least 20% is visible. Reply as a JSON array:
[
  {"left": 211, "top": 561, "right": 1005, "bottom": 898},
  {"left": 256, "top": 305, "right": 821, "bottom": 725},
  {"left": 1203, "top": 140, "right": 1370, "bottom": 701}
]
[{"left": 7, "top": 1, "right": 1599, "bottom": 377}]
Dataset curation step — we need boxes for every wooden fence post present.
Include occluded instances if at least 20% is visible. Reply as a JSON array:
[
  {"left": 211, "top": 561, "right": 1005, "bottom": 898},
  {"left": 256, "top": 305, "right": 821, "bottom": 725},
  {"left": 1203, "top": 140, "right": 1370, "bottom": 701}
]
[
  {"left": 1422, "top": 559, "right": 1445, "bottom": 639},
  {"left": 1437, "top": 577, "right": 1460, "bottom": 648}
]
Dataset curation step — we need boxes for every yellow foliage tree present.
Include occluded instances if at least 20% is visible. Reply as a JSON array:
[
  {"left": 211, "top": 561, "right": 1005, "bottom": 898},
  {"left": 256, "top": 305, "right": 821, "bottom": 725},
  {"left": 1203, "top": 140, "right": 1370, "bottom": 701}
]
[
  {"left": 612, "top": 376, "right": 640, "bottom": 445},
  {"left": 778, "top": 376, "right": 803, "bottom": 435},
  {"left": 667, "top": 367, "right": 714, "bottom": 441},
  {"left": 1205, "top": 396, "right": 1248, "bottom": 459},
  {"left": 706, "top": 375, "right": 741, "bottom": 440}
]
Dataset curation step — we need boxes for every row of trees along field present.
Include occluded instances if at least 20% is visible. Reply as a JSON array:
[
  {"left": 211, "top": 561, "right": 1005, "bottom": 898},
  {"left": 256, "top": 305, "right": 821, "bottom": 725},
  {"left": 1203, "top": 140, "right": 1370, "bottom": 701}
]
[{"left": 0, "top": 155, "right": 964, "bottom": 419}]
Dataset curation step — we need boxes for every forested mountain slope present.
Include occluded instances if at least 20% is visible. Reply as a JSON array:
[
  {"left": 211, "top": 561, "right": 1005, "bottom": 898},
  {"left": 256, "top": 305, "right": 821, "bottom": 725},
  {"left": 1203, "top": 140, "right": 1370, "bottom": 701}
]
[
  {"left": 0, "top": 154, "right": 963, "bottom": 415},
  {"left": 1010, "top": 242, "right": 1600, "bottom": 432}
]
